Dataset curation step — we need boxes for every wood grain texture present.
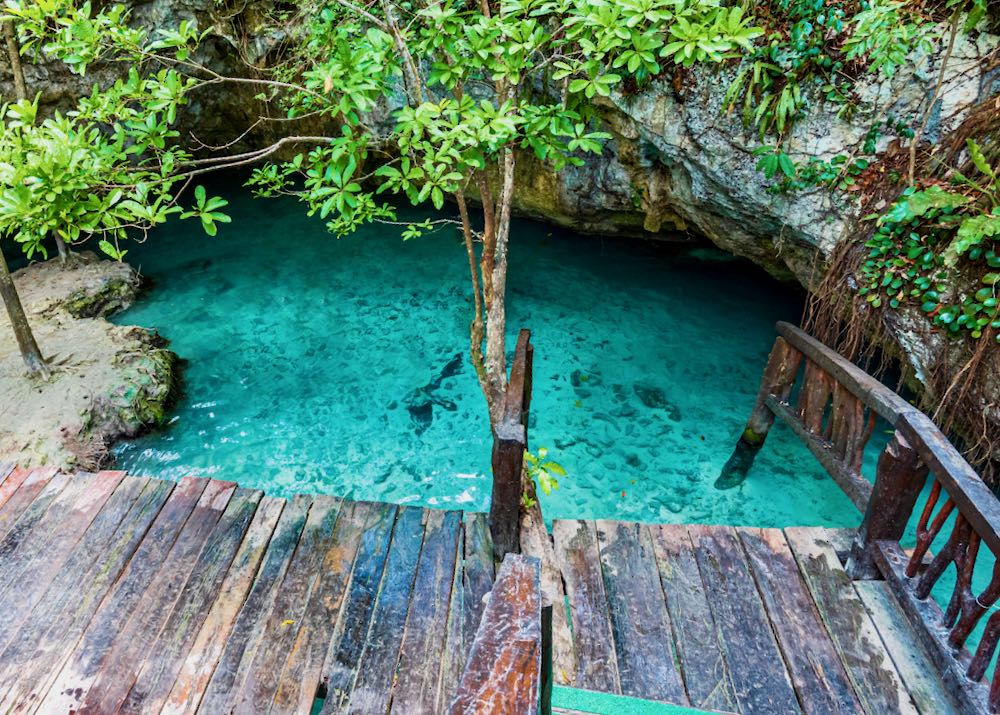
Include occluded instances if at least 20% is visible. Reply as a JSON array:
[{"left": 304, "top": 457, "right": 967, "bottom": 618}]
[
  {"left": 319, "top": 502, "right": 397, "bottom": 713},
  {"left": 449, "top": 554, "right": 541, "bottom": 715},
  {"left": 390, "top": 509, "right": 463, "bottom": 714},
  {"left": 198, "top": 494, "right": 311, "bottom": 713},
  {"left": 689, "top": 525, "right": 800, "bottom": 714},
  {"left": 272, "top": 499, "right": 369, "bottom": 714},
  {"left": 0, "top": 467, "right": 60, "bottom": 543},
  {"left": 162, "top": 495, "right": 284, "bottom": 715},
  {"left": 649, "top": 524, "right": 736, "bottom": 712},
  {"left": 77, "top": 479, "right": 237, "bottom": 714},
  {"left": 345, "top": 505, "right": 425, "bottom": 715},
  {"left": 551, "top": 520, "right": 619, "bottom": 694},
  {"left": 854, "top": 580, "right": 961, "bottom": 715},
  {"left": 785, "top": 527, "right": 919, "bottom": 715},
  {"left": 120, "top": 488, "right": 262, "bottom": 713},
  {"left": 234, "top": 494, "right": 343, "bottom": 713},
  {"left": 0, "top": 466, "right": 31, "bottom": 515},
  {"left": 873, "top": 541, "right": 990, "bottom": 714},
  {"left": 595, "top": 520, "right": 686, "bottom": 704},
  {"left": 738, "top": 528, "right": 861, "bottom": 714}
]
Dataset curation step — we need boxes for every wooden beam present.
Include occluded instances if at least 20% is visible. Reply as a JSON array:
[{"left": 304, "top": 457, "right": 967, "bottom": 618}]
[
  {"left": 767, "top": 397, "right": 873, "bottom": 510},
  {"left": 449, "top": 554, "right": 542, "bottom": 715},
  {"left": 873, "top": 541, "right": 991, "bottom": 714}
]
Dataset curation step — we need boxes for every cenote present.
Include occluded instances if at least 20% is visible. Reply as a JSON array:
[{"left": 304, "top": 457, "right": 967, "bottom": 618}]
[{"left": 113, "top": 185, "right": 863, "bottom": 526}]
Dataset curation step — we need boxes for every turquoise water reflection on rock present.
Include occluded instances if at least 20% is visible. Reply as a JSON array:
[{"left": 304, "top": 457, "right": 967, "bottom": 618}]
[{"left": 113, "top": 189, "right": 863, "bottom": 526}]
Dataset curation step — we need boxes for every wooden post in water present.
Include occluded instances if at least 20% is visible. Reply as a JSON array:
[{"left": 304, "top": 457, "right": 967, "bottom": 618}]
[
  {"left": 490, "top": 329, "right": 533, "bottom": 560},
  {"left": 716, "top": 336, "right": 801, "bottom": 489},
  {"left": 846, "top": 430, "right": 928, "bottom": 579}
]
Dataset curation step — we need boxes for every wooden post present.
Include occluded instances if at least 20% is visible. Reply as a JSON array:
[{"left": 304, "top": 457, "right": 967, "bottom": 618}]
[
  {"left": 846, "top": 430, "right": 928, "bottom": 579},
  {"left": 715, "top": 337, "right": 801, "bottom": 489},
  {"left": 490, "top": 329, "right": 532, "bottom": 561}
]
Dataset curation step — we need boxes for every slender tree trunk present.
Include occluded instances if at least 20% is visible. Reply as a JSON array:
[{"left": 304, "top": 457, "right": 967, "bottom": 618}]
[
  {"left": 55, "top": 237, "right": 71, "bottom": 265},
  {"left": 484, "top": 147, "right": 516, "bottom": 426},
  {"left": 2, "top": 20, "right": 26, "bottom": 102},
  {"left": 0, "top": 243, "right": 49, "bottom": 379}
]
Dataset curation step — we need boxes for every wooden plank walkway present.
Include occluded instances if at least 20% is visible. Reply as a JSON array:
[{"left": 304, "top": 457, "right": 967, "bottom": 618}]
[
  {"left": 552, "top": 521, "right": 962, "bottom": 715},
  {"left": 0, "top": 468, "right": 495, "bottom": 714}
]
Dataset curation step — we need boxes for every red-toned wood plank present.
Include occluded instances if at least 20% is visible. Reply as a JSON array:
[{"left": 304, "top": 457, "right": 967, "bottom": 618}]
[
  {"left": 0, "top": 466, "right": 30, "bottom": 514},
  {"left": 41, "top": 476, "right": 209, "bottom": 713},
  {"left": 161, "top": 495, "right": 284, "bottom": 715},
  {"left": 0, "top": 467, "right": 62, "bottom": 544},
  {"left": 0, "top": 478, "right": 172, "bottom": 713},
  {"left": 120, "top": 487, "right": 262, "bottom": 713},
  {"left": 0, "top": 471, "right": 124, "bottom": 655},
  {"left": 198, "top": 494, "right": 311, "bottom": 712},
  {"left": 75, "top": 479, "right": 237, "bottom": 713},
  {"left": 448, "top": 554, "right": 541, "bottom": 715},
  {"left": 271, "top": 500, "right": 371, "bottom": 714}
]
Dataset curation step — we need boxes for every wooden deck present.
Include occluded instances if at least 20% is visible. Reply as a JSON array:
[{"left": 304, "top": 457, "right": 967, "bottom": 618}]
[
  {"left": 550, "top": 520, "right": 961, "bottom": 715},
  {"left": 0, "top": 466, "right": 495, "bottom": 714}
]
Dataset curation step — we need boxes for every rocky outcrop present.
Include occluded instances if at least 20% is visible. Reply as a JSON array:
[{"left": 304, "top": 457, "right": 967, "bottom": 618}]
[{"left": 0, "top": 253, "right": 178, "bottom": 470}]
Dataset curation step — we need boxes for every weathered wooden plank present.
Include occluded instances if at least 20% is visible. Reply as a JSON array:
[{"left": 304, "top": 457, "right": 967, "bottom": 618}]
[
  {"left": 389, "top": 509, "right": 463, "bottom": 713},
  {"left": 0, "top": 464, "right": 13, "bottom": 487},
  {"left": 688, "top": 525, "right": 801, "bottom": 714},
  {"left": 345, "top": 505, "right": 426, "bottom": 715},
  {"left": 521, "top": 503, "right": 576, "bottom": 687},
  {"left": 463, "top": 512, "right": 495, "bottom": 655},
  {"left": 41, "top": 476, "right": 209, "bottom": 713},
  {"left": 271, "top": 499, "right": 371, "bottom": 714},
  {"left": 120, "top": 487, "right": 263, "bottom": 713},
  {"left": 854, "top": 580, "right": 961, "bottom": 715},
  {"left": 161, "top": 495, "right": 284, "bottom": 715},
  {"left": 551, "top": 520, "right": 619, "bottom": 694},
  {"left": 0, "top": 475, "right": 157, "bottom": 712},
  {"left": 0, "top": 471, "right": 124, "bottom": 655},
  {"left": 313, "top": 501, "right": 396, "bottom": 712},
  {"left": 448, "top": 554, "right": 541, "bottom": 715},
  {"left": 738, "top": 528, "right": 862, "bottom": 714},
  {"left": 785, "top": 527, "right": 919, "bottom": 715},
  {"left": 649, "top": 524, "right": 736, "bottom": 712},
  {"left": 438, "top": 532, "right": 468, "bottom": 714},
  {"left": 0, "top": 468, "right": 65, "bottom": 553},
  {"left": 198, "top": 494, "right": 311, "bottom": 713},
  {"left": 595, "top": 520, "right": 686, "bottom": 704},
  {"left": 0, "top": 466, "right": 31, "bottom": 515},
  {"left": 75, "top": 479, "right": 237, "bottom": 713},
  {"left": 873, "top": 541, "right": 990, "bottom": 715},
  {"left": 233, "top": 494, "right": 344, "bottom": 712}
]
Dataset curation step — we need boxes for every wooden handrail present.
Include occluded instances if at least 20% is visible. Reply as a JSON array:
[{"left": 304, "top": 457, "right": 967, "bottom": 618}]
[
  {"left": 490, "top": 329, "right": 533, "bottom": 560},
  {"left": 729, "top": 321, "right": 1000, "bottom": 713},
  {"left": 449, "top": 554, "right": 544, "bottom": 715}
]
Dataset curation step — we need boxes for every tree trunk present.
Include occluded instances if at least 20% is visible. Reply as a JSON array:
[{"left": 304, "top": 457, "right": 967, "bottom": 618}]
[
  {"left": 55, "top": 237, "right": 70, "bottom": 265},
  {"left": 0, "top": 242, "right": 50, "bottom": 379},
  {"left": 484, "top": 147, "right": 516, "bottom": 427},
  {"left": 2, "top": 20, "right": 27, "bottom": 102}
]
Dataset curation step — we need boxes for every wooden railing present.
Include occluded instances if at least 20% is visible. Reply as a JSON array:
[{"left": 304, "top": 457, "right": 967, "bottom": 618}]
[
  {"left": 730, "top": 321, "right": 1000, "bottom": 713},
  {"left": 489, "top": 329, "right": 533, "bottom": 560},
  {"left": 449, "top": 554, "right": 544, "bottom": 715}
]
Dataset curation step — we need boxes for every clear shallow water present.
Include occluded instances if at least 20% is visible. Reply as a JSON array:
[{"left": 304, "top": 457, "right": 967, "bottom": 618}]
[{"left": 113, "top": 187, "right": 863, "bottom": 526}]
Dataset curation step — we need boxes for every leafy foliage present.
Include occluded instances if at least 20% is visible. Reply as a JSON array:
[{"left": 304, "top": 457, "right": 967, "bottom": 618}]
[{"left": 861, "top": 141, "right": 1000, "bottom": 342}]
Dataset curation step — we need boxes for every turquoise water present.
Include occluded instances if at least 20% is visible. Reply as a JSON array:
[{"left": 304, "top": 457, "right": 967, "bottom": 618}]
[{"left": 113, "top": 188, "right": 863, "bottom": 526}]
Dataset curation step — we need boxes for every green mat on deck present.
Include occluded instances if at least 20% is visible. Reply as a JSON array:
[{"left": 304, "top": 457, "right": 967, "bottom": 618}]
[{"left": 551, "top": 686, "right": 727, "bottom": 714}]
